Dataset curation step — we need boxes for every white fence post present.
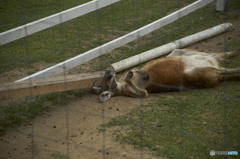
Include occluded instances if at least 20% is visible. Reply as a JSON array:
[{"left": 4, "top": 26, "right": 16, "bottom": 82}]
[{"left": 216, "top": 0, "right": 230, "bottom": 11}]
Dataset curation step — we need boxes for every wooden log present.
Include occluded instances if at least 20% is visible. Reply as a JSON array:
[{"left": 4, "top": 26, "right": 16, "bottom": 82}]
[
  {"left": 110, "top": 23, "right": 233, "bottom": 73},
  {"left": 0, "top": 72, "right": 104, "bottom": 98}
]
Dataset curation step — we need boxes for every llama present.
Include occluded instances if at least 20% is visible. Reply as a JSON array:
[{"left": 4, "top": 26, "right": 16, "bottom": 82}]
[{"left": 91, "top": 48, "right": 240, "bottom": 102}]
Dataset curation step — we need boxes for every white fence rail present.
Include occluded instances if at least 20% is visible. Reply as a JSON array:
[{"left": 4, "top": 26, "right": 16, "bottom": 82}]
[
  {"left": 0, "top": 0, "right": 120, "bottom": 46},
  {"left": 15, "top": 0, "right": 214, "bottom": 82}
]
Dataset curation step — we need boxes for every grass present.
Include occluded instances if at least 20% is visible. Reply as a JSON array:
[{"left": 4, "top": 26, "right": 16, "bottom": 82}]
[
  {"left": 51, "top": 151, "right": 70, "bottom": 159},
  {"left": 0, "top": 89, "right": 85, "bottom": 135},
  {"left": 0, "top": 0, "right": 92, "bottom": 32},
  {"left": 0, "top": 98, "right": 49, "bottom": 135},
  {"left": 104, "top": 81, "right": 240, "bottom": 158}
]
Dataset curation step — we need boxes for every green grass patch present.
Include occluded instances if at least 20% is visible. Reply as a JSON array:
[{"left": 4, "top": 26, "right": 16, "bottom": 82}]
[
  {"left": 0, "top": 99, "right": 49, "bottom": 135},
  {"left": 51, "top": 151, "right": 70, "bottom": 159},
  {"left": 0, "top": 0, "right": 92, "bottom": 33},
  {"left": 104, "top": 83, "right": 240, "bottom": 158},
  {"left": 0, "top": 89, "right": 85, "bottom": 135},
  {"left": 38, "top": 89, "right": 85, "bottom": 105}
]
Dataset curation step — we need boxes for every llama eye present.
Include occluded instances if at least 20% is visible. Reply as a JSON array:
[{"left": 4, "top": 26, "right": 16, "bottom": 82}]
[
  {"left": 146, "top": 74, "right": 149, "bottom": 80},
  {"left": 107, "top": 74, "right": 113, "bottom": 79}
]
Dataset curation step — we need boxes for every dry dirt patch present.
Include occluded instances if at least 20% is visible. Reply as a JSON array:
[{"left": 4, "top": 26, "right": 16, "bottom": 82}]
[{"left": 0, "top": 93, "right": 162, "bottom": 159}]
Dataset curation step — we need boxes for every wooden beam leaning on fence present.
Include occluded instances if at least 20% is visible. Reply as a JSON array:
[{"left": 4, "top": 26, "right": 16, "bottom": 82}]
[{"left": 0, "top": 72, "right": 104, "bottom": 98}]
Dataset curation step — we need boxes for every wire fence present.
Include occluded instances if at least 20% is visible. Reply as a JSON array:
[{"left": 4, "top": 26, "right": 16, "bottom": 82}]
[{"left": 0, "top": 0, "right": 240, "bottom": 158}]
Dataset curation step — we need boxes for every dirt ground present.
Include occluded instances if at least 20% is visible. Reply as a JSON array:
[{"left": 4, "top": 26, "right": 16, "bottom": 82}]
[
  {"left": 0, "top": 93, "right": 162, "bottom": 159},
  {"left": 1, "top": 11, "right": 240, "bottom": 159}
]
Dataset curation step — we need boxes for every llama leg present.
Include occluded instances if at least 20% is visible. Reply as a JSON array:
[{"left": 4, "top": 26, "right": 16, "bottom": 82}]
[
  {"left": 184, "top": 67, "right": 221, "bottom": 88},
  {"left": 212, "top": 48, "right": 240, "bottom": 63},
  {"left": 218, "top": 67, "right": 240, "bottom": 81},
  {"left": 124, "top": 71, "right": 148, "bottom": 98},
  {"left": 91, "top": 80, "right": 101, "bottom": 94}
]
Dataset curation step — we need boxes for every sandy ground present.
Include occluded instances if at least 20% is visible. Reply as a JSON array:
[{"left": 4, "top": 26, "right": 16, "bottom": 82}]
[
  {"left": 0, "top": 7, "right": 240, "bottom": 159},
  {"left": 0, "top": 93, "right": 161, "bottom": 159}
]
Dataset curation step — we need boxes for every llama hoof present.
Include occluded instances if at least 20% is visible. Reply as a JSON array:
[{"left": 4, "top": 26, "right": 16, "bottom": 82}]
[{"left": 125, "top": 71, "right": 133, "bottom": 82}]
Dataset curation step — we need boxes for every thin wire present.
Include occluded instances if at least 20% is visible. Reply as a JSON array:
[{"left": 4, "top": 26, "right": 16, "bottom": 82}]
[
  {"left": 61, "top": 0, "right": 70, "bottom": 156},
  {"left": 64, "top": 65, "right": 70, "bottom": 158},
  {"left": 20, "top": 0, "right": 36, "bottom": 158},
  {"left": 223, "top": 9, "right": 228, "bottom": 156},
  {"left": 132, "top": 0, "right": 136, "bottom": 30},
  {"left": 175, "top": 1, "right": 185, "bottom": 158},
  {"left": 135, "top": 1, "right": 144, "bottom": 158},
  {"left": 65, "top": 21, "right": 69, "bottom": 61},
  {"left": 4, "top": 0, "right": 7, "bottom": 30},
  {"left": 76, "top": 16, "right": 82, "bottom": 74},
  {"left": 94, "top": 1, "right": 106, "bottom": 158},
  {"left": 121, "top": 0, "right": 125, "bottom": 33}
]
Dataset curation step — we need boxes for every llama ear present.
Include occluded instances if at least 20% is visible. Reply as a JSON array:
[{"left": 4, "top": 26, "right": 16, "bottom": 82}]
[
  {"left": 106, "top": 66, "right": 111, "bottom": 70},
  {"left": 107, "top": 66, "right": 115, "bottom": 72},
  {"left": 99, "top": 91, "right": 112, "bottom": 103}
]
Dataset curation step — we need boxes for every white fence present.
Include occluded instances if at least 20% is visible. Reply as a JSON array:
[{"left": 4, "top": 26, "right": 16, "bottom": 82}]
[
  {"left": 0, "top": 0, "right": 120, "bottom": 45},
  {"left": 13, "top": 0, "right": 214, "bottom": 82}
]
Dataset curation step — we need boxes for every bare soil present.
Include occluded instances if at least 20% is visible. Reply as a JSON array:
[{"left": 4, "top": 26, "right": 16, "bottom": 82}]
[
  {"left": 0, "top": 94, "right": 160, "bottom": 159},
  {"left": 1, "top": 11, "right": 240, "bottom": 159}
]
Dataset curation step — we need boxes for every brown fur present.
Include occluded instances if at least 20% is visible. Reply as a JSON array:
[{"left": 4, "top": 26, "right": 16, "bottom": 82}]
[{"left": 142, "top": 57, "right": 185, "bottom": 92}]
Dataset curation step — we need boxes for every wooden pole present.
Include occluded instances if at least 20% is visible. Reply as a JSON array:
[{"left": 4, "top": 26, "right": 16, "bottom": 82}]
[
  {"left": 110, "top": 23, "right": 233, "bottom": 73},
  {"left": 0, "top": 72, "right": 104, "bottom": 98}
]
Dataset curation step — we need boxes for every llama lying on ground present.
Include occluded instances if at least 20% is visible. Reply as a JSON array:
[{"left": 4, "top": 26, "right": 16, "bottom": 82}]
[{"left": 92, "top": 48, "right": 240, "bottom": 102}]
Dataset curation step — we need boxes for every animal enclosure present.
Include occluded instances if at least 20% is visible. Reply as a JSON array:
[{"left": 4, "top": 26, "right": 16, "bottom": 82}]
[{"left": 0, "top": 0, "right": 240, "bottom": 158}]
